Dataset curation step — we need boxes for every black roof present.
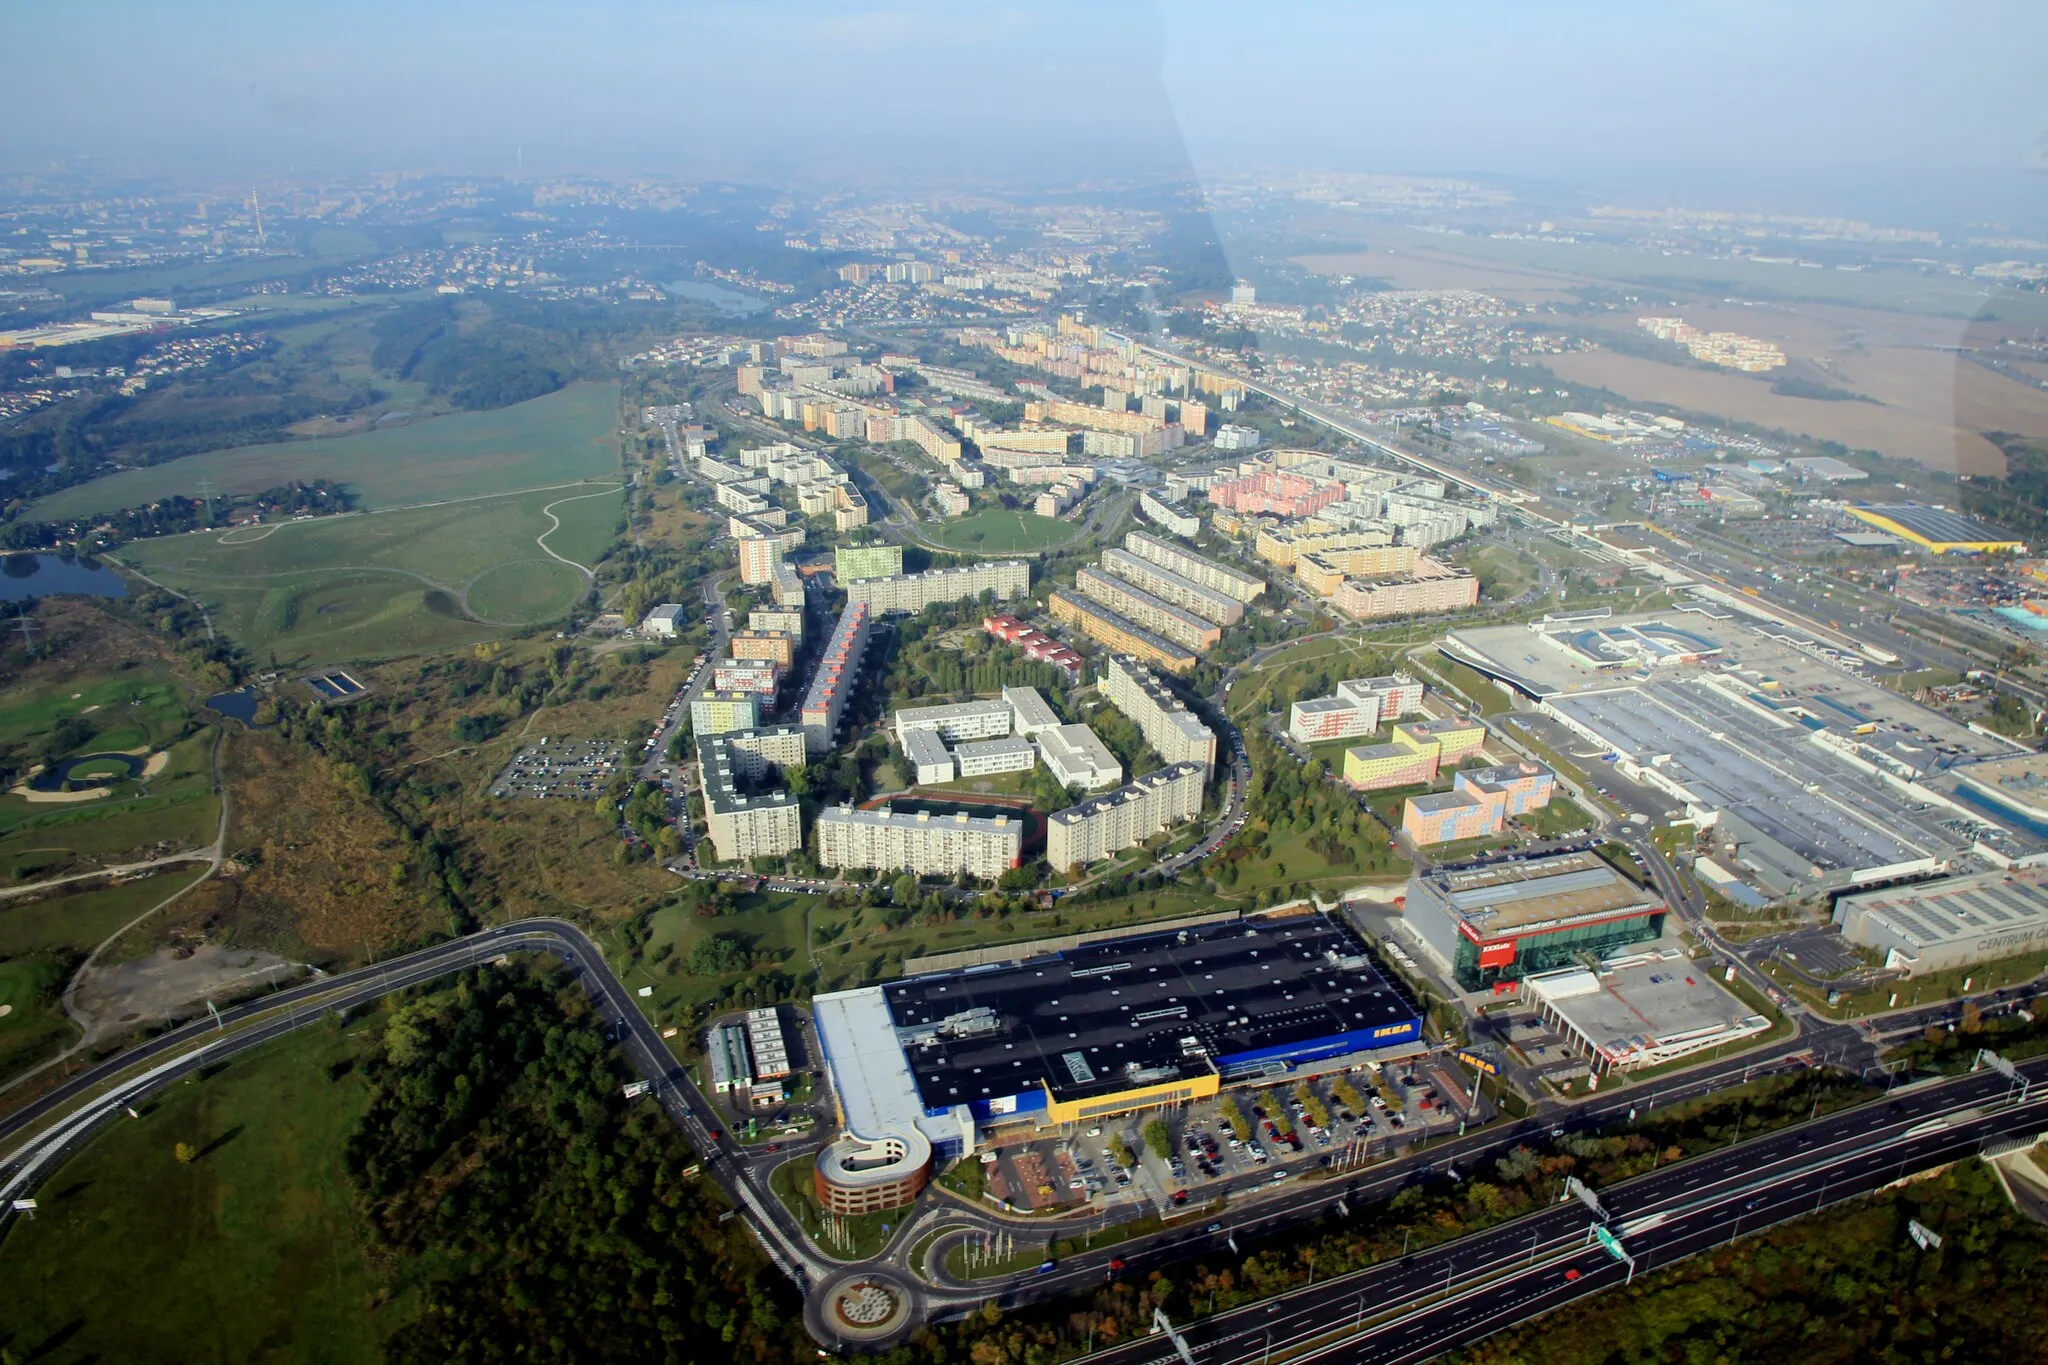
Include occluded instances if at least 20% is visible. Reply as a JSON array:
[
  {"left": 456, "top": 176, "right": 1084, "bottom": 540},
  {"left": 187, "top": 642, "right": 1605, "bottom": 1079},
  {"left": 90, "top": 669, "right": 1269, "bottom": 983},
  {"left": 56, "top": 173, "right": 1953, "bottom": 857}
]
[{"left": 884, "top": 912, "right": 1421, "bottom": 1112}]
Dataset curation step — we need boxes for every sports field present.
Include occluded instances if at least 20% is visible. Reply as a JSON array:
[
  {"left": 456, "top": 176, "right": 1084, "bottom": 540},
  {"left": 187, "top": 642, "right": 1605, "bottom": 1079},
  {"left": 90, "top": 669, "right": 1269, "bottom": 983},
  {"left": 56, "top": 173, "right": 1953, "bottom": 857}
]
[
  {"left": 118, "top": 481, "right": 622, "bottom": 665},
  {"left": 922, "top": 509, "right": 1074, "bottom": 552},
  {"left": 30, "top": 381, "right": 621, "bottom": 519}
]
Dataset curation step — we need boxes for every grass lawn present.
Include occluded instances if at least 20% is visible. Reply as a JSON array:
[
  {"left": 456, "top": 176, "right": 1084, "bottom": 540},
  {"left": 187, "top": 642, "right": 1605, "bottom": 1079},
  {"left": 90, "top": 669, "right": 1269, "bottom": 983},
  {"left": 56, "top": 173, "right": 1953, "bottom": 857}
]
[
  {"left": 0, "top": 670, "right": 188, "bottom": 756},
  {"left": 769, "top": 1156, "right": 907, "bottom": 1261},
  {"left": 0, "top": 955, "right": 75, "bottom": 1082},
  {"left": 30, "top": 381, "right": 622, "bottom": 519},
  {"left": 0, "top": 866, "right": 212, "bottom": 959},
  {"left": 0, "top": 1014, "right": 404, "bottom": 1363},
  {"left": 118, "top": 481, "right": 622, "bottom": 666},
  {"left": 922, "top": 509, "right": 1076, "bottom": 553}
]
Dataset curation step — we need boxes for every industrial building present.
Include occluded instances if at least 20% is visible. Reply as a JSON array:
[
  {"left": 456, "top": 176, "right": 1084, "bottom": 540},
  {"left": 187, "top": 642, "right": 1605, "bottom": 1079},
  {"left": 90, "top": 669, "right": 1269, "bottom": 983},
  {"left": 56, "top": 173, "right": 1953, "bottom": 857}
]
[
  {"left": 800, "top": 603, "right": 871, "bottom": 756},
  {"left": 1832, "top": 869, "right": 2048, "bottom": 975},
  {"left": 1049, "top": 588, "right": 1200, "bottom": 675},
  {"left": 844, "top": 559, "right": 1031, "bottom": 614},
  {"left": 697, "top": 726, "right": 807, "bottom": 863},
  {"left": 1404, "top": 849, "right": 1668, "bottom": 992},
  {"left": 1124, "top": 530, "right": 1266, "bottom": 603},
  {"left": 1520, "top": 951, "right": 1770, "bottom": 1075},
  {"left": 1846, "top": 504, "right": 2025, "bottom": 555},
  {"left": 641, "top": 603, "right": 685, "bottom": 637},
  {"left": 893, "top": 698, "right": 1013, "bottom": 745},
  {"left": 1037, "top": 723, "right": 1124, "bottom": 792},
  {"left": 1099, "top": 546, "right": 1245, "bottom": 625},
  {"left": 1101, "top": 654, "right": 1217, "bottom": 768},
  {"left": 1047, "top": 762, "right": 1206, "bottom": 871},
  {"left": 815, "top": 804, "right": 1024, "bottom": 879},
  {"left": 811, "top": 911, "right": 1421, "bottom": 1180}
]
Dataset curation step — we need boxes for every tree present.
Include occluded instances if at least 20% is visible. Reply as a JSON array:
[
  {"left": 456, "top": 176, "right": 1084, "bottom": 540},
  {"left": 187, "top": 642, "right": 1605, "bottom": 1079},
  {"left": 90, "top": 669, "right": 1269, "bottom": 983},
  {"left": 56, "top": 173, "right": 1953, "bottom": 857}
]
[
  {"left": 891, "top": 873, "right": 919, "bottom": 905},
  {"left": 1142, "top": 1118, "right": 1172, "bottom": 1160},
  {"left": 174, "top": 1142, "right": 197, "bottom": 1163}
]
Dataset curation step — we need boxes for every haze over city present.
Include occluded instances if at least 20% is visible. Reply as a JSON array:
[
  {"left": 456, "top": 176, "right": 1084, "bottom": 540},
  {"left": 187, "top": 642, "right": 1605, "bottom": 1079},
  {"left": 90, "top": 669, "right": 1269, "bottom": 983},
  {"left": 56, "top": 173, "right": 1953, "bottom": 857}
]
[{"left": 4, "top": 6, "right": 2048, "bottom": 1364}]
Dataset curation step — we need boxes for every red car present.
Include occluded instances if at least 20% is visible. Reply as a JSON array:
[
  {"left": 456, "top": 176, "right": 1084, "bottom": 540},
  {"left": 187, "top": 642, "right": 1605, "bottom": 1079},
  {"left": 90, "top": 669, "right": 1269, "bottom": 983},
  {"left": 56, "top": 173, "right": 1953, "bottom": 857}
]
[
  {"left": 1108, "top": 1258, "right": 1127, "bottom": 1272},
  {"left": 1564, "top": 1268, "right": 1581, "bottom": 1282}
]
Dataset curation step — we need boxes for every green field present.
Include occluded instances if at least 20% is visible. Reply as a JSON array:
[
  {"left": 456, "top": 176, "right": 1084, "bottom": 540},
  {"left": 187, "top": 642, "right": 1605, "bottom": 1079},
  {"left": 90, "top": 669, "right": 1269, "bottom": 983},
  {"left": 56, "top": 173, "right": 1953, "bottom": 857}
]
[
  {"left": 922, "top": 509, "right": 1074, "bottom": 552},
  {"left": 0, "top": 1016, "right": 402, "bottom": 1363},
  {"left": 117, "top": 482, "right": 622, "bottom": 664},
  {"left": 30, "top": 381, "right": 622, "bottom": 519}
]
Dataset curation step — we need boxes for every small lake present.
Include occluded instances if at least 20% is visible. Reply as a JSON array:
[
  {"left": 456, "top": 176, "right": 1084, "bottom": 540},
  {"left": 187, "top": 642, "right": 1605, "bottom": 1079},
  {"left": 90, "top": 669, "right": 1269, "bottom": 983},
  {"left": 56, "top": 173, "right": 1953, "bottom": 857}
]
[
  {"left": 0, "top": 553, "right": 127, "bottom": 602},
  {"left": 664, "top": 280, "right": 768, "bottom": 315},
  {"left": 206, "top": 689, "right": 262, "bottom": 723}
]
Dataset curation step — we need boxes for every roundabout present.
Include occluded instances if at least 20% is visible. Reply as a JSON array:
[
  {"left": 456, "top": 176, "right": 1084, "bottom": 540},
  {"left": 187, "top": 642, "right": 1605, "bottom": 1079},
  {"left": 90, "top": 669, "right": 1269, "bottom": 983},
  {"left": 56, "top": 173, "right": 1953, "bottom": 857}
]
[{"left": 806, "top": 1266, "right": 924, "bottom": 1350}]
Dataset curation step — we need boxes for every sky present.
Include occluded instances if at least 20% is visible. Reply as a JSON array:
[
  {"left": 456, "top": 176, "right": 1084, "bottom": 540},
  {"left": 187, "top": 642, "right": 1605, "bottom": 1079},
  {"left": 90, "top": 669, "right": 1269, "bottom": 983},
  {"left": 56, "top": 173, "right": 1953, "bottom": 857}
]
[{"left": 5, "top": 1, "right": 2045, "bottom": 223}]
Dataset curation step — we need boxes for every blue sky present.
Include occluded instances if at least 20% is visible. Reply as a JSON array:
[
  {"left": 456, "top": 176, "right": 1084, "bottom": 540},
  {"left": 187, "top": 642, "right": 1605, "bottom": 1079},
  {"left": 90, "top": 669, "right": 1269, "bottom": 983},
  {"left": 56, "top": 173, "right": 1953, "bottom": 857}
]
[{"left": 5, "top": 1, "right": 2044, "bottom": 219}]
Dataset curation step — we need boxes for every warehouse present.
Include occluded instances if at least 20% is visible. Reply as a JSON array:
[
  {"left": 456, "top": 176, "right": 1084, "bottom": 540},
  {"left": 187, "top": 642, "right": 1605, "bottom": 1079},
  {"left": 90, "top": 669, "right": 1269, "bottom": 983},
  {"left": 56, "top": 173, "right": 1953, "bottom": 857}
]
[
  {"left": 1847, "top": 504, "right": 2025, "bottom": 555},
  {"left": 1404, "top": 849, "right": 1668, "bottom": 992},
  {"left": 1521, "top": 952, "right": 1771, "bottom": 1075},
  {"left": 1832, "top": 869, "right": 2048, "bottom": 975},
  {"left": 815, "top": 911, "right": 1424, "bottom": 1136}
]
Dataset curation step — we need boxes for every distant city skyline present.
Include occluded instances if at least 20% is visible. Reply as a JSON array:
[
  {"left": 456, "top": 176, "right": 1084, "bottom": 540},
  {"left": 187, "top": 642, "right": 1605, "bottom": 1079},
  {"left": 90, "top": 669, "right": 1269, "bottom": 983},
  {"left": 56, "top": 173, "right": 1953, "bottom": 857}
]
[{"left": 2, "top": 1, "right": 2045, "bottom": 227}]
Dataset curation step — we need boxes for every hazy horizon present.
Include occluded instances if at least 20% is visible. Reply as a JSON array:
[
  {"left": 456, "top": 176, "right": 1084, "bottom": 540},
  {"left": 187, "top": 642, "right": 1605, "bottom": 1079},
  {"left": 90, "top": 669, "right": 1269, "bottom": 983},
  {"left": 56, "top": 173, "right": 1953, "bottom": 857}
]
[{"left": 4, "top": 1, "right": 2044, "bottom": 227}]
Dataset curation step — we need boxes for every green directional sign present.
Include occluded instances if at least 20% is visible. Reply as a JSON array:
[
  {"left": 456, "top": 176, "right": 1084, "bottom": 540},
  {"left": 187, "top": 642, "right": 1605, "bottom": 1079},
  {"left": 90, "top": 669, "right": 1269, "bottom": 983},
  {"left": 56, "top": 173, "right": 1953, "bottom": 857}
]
[{"left": 1594, "top": 1225, "right": 1627, "bottom": 1262}]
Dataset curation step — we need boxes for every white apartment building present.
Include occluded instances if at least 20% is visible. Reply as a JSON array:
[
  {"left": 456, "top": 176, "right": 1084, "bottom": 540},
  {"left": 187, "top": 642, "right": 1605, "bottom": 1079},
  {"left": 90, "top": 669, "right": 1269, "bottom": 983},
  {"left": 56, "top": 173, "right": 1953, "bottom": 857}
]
[
  {"left": 843, "top": 560, "right": 1030, "bottom": 615},
  {"left": 816, "top": 805, "right": 1023, "bottom": 880},
  {"left": 1047, "top": 763, "right": 1207, "bottom": 872},
  {"left": 698, "top": 727, "right": 807, "bottom": 864},
  {"left": 902, "top": 728, "right": 955, "bottom": 784},
  {"left": 1101, "top": 655, "right": 1217, "bottom": 768}
]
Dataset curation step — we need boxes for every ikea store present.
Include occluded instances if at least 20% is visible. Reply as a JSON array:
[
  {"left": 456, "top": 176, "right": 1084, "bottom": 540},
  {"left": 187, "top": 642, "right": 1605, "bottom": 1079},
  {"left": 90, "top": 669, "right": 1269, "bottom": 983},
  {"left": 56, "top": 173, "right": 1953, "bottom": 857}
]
[{"left": 811, "top": 911, "right": 1422, "bottom": 1203}]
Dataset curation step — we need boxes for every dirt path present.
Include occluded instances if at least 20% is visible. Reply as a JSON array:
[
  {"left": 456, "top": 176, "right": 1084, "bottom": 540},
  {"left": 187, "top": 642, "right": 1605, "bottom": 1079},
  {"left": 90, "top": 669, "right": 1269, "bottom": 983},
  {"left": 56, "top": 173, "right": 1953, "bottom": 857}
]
[{"left": 535, "top": 484, "right": 623, "bottom": 576}]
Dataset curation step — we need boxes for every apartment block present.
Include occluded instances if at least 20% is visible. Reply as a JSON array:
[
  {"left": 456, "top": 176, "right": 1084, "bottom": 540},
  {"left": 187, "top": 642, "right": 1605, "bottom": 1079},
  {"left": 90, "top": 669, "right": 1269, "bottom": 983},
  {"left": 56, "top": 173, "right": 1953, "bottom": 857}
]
[
  {"left": 737, "top": 535, "right": 785, "bottom": 586},
  {"left": 1003, "top": 685, "right": 1063, "bottom": 738},
  {"left": 1100, "top": 654, "right": 1217, "bottom": 767},
  {"left": 1047, "top": 763, "right": 1208, "bottom": 873},
  {"left": 691, "top": 691, "right": 759, "bottom": 738},
  {"left": 816, "top": 805, "right": 1023, "bottom": 880},
  {"left": 698, "top": 726, "right": 807, "bottom": 864},
  {"left": 1124, "top": 531, "right": 1265, "bottom": 603},
  {"left": 1048, "top": 589, "right": 1200, "bottom": 676},
  {"left": 1074, "top": 567, "right": 1223, "bottom": 652},
  {"left": 1342, "top": 742, "right": 1441, "bottom": 792},
  {"left": 1394, "top": 717, "right": 1487, "bottom": 763},
  {"left": 1330, "top": 559, "right": 1480, "bottom": 619},
  {"left": 1340, "top": 674, "right": 1424, "bottom": 719},
  {"left": 800, "top": 603, "right": 872, "bottom": 756},
  {"left": 749, "top": 607, "right": 805, "bottom": 639},
  {"left": 835, "top": 543, "right": 904, "bottom": 582},
  {"left": 893, "top": 698, "right": 1012, "bottom": 746},
  {"left": 771, "top": 560, "right": 805, "bottom": 607},
  {"left": 1097, "top": 547, "right": 1244, "bottom": 626},
  {"left": 1255, "top": 526, "right": 1396, "bottom": 568},
  {"left": 730, "top": 630, "right": 796, "bottom": 668},
  {"left": 1208, "top": 469, "right": 1341, "bottom": 519},
  {"left": 843, "top": 560, "right": 1029, "bottom": 615},
  {"left": 1137, "top": 491, "right": 1201, "bottom": 539}
]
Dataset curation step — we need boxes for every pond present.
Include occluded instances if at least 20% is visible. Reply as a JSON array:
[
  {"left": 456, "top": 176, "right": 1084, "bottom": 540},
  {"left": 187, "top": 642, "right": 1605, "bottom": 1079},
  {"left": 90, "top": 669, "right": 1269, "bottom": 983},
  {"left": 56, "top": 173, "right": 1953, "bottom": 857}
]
[
  {"left": 28, "top": 751, "right": 144, "bottom": 792},
  {"left": 0, "top": 552, "right": 128, "bottom": 602},
  {"left": 664, "top": 280, "right": 768, "bottom": 315},
  {"left": 205, "top": 689, "right": 262, "bottom": 723}
]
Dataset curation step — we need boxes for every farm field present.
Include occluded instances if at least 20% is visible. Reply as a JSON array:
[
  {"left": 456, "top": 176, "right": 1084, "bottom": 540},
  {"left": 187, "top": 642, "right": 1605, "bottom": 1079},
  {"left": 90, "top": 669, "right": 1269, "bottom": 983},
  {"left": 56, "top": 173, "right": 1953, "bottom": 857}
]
[
  {"left": 0, "top": 1013, "right": 402, "bottom": 1364},
  {"left": 116, "top": 482, "right": 621, "bottom": 665},
  {"left": 30, "top": 381, "right": 621, "bottom": 519},
  {"left": 922, "top": 508, "right": 1075, "bottom": 553}
]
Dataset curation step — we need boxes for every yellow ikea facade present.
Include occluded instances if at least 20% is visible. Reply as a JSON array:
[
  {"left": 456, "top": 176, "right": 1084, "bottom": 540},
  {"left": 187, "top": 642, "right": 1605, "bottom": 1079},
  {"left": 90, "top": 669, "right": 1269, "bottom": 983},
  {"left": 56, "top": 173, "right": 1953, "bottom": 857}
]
[
  {"left": 1041, "top": 1070, "right": 1222, "bottom": 1125},
  {"left": 1846, "top": 505, "right": 2024, "bottom": 555}
]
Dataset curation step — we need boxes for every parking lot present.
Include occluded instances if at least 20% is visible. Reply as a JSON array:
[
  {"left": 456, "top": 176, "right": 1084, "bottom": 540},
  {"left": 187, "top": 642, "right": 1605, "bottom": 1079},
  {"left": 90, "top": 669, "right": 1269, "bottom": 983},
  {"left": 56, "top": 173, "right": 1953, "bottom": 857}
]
[
  {"left": 490, "top": 738, "right": 625, "bottom": 799},
  {"left": 975, "top": 1057, "right": 1473, "bottom": 1218}
]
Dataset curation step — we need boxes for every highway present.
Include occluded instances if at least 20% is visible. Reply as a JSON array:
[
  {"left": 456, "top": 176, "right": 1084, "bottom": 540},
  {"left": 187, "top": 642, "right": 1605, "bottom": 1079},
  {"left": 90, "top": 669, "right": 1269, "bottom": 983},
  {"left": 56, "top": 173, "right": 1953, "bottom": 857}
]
[{"left": 1060, "top": 1058, "right": 2048, "bottom": 1365}]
